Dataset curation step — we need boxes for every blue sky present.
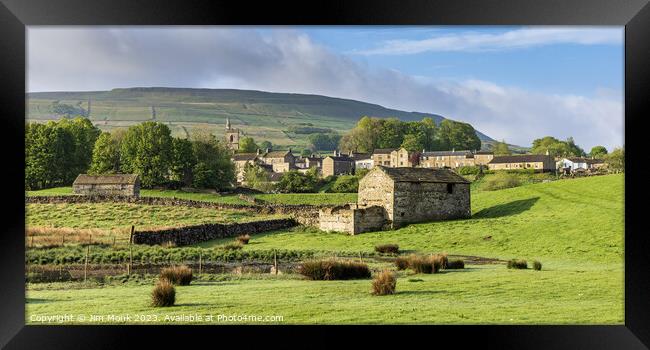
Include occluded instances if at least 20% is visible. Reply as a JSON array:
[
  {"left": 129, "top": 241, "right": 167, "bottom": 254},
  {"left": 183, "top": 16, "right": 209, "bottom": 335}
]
[
  {"left": 299, "top": 26, "right": 623, "bottom": 97},
  {"left": 28, "top": 26, "right": 624, "bottom": 150}
]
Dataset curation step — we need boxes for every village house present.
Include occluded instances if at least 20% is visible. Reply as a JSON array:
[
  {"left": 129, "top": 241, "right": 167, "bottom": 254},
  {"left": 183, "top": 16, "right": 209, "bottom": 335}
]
[
  {"left": 390, "top": 147, "right": 417, "bottom": 167},
  {"left": 232, "top": 153, "right": 259, "bottom": 184},
  {"left": 473, "top": 151, "right": 495, "bottom": 165},
  {"left": 258, "top": 149, "right": 296, "bottom": 173},
  {"left": 372, "top": 148, "right": 396, "bottom": 167},
  {"left": 487, "top": 154, "right": 555, "bottom": 172},
  {"left": 319, "top": 166, "right": 471, "bottom": 234},
  {"left": 72, "top": 174, "right": 140, "bottom": 197},
  {"left": 350, "top": 151, "right": 373, "bottom": 171},
  {"left": 557, "top": 157, "right": 606, "bottom": 174},
  {"left": 322, "top": 151, "right": 355, "bottom": 177},
  {"left": 420, "top": 150, "right": 475, "bottom": 168}
]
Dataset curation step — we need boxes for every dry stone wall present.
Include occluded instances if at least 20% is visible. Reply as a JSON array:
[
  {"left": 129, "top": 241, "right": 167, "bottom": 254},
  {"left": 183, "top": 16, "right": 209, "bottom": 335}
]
[{"left": 132, "top": 218, "right": 297, "bottom": 246}]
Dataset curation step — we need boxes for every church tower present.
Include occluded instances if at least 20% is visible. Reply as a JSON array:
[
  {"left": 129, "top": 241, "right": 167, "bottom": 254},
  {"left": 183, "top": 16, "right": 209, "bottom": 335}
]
[{"left": 225, "top": 117, "right": 240, "bottom": 151}]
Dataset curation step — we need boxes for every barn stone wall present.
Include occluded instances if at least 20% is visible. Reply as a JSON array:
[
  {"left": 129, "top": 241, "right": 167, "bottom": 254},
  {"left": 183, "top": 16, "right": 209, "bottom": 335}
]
[
  {"left": 72, "top": 183, "right": 139, "bottom": 197},
  {"left": 319, "top": 204, "right": 386, "bottom": 235},
  {"left": 132, "top": 218, "right": 297, "bottom": 246},
  {"left": 357, "top": 170, "right": 395, "bottom": 219},
  {"left": 392, "top": 182, "right": 470, "bottom": 228}
]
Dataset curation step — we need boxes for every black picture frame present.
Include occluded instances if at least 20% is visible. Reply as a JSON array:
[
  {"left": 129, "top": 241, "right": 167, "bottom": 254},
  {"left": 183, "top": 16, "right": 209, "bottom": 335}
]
[{"left": 1, "top": 0, "right": 648, "bottom": 348}]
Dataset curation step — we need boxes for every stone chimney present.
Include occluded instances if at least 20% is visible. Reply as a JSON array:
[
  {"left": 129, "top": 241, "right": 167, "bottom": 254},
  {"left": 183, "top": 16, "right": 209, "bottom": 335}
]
[
  {"left": 265, "top": 148, "right": 270, "bottom": 153},
  {"left": 256, "top": 148, "right": 261, "bottom": 155}
]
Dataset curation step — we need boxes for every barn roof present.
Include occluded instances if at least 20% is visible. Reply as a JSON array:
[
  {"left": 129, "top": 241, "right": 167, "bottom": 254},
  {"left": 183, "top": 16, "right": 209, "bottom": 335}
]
[
  {"left": 262, "top": 150, "right": 292, "bottom": 158},
  {"left": 73, "top": 174, "right": 139, "bottom": 185},
  {"left": 488, "top": 154, "right": 551, "bottom": 164},
  {"left": 376, "top": 166, "right": 469, "bottom": 184}
]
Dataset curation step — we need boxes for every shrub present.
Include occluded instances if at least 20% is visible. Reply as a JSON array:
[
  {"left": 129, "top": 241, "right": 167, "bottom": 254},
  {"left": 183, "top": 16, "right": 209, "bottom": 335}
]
[
  {"left": 407, "top": 255, "right": 442, "bottom": 274},
  {"left": 299, "top": 259, "right": 371, "bottom": 280},
  {"left": 394, "top": 257, "right": 409, "bottom": 270},
  {"left": 160, "top": 265, "right": 193, "bottom": 286},
  {"left": 236, "top": 234, "right": 251, "bottom": 245},
  {"left": 222, "top": 241, "right": 244, "bottom": 251},
  {"left": 371, "top": 270, "right": 397, "bottom": 296},
  {"left": 329, "top": 175, "right": 360, "bottom": 193},
  {"left": 532, "top": 260, "right": 542, "bottom": 271},
  {"left": 151, "top": 278, "right": 176, "bottom": 307},
  {"left": 446, "top": 259, "right": 465, "bottom": 269},
  {"left": 429, "top": 254, "right": 445, "bottom": 273},
  {"left": 375, "top": 244, "right": 399, "bottom": 254},
  {"left": 457, "top": 165, "right": 481, "bottom": 176},
  {"left": 481, "top": 173, "right": 521, "bottom": 191},
  {"left": 507, "top": 259, "right": 528, "bottom": 269}
]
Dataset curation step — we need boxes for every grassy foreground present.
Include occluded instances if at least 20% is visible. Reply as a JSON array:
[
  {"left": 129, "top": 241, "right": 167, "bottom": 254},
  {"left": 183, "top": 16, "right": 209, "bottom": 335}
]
[
  {"left": 26, "top": 263, "right": 622, "bottom": 324},
  {"left": 25, "top": 174, "right": 624, "bottom": 324}
]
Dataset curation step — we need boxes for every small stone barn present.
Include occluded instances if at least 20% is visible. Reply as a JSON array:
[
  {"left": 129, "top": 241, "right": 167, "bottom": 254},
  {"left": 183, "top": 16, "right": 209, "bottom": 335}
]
[
  {"left": 319, "top": 166, "right": 470, "bottom": 234},
  {"left": 72, "top": 174, "right": 140, "bottom": 197},
  {"left": 359, "top": 166, "right": 471, "bottom": 229}
]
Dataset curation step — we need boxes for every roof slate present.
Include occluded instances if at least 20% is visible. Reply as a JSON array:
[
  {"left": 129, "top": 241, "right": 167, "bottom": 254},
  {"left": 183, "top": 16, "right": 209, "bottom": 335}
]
[
  {"left": 73, "top": 174, "right": 139, "bottom": 185},
  {"left": 377, "top": 166, "right": 469, "bottom": 184}
]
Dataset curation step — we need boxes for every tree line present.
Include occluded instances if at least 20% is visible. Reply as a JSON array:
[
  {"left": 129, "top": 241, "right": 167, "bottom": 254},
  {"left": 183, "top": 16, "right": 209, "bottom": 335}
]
[
  {"left": 26, "top": 118, "right": 235, "bottom": 191},
  {"left": 338, "top": 116, "right": 482, "bottom": 153}
]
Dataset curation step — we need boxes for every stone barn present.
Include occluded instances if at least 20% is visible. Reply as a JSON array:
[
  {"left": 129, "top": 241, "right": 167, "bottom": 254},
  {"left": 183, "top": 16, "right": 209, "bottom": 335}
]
[
  {"left": 72, "top": 174, "right": 140, "bottom": 197},
  {"left": 319, "top": 166, "right": 470, "bottom": 234},
  {"left": 358, "top": 166, "right": 470, "bottom": 229}
]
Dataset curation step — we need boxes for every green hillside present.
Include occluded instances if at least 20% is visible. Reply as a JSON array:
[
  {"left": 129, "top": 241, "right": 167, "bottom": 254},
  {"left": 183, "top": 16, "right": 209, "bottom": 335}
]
[{"left": 27, "top": 87, "right": 495, "bottom": 149}]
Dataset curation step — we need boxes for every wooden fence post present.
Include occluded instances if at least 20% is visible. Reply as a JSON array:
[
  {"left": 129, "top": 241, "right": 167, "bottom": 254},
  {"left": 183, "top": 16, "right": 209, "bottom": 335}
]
[
  {"left": 274, "top": 250, "right": 278, "bottom": 275},
  {"left": 84, "top": 245, "right": 90, "bottom": 283},
  {"left": 359, "top": 251, "right": 363, "bottom": 263},
  {"left": 199, "top": 251, "right": 203, "bottom": 275},
  {"left": 128, "top": 225, "right": 134, "bottom": 276}
]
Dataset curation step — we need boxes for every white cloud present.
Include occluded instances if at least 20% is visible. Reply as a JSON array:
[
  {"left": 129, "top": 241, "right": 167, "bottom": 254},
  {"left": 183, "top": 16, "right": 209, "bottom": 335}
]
[
  {"left": 354, "top": 27, "right": 623, "bottom": 55},
  {"left": 27, "top": 27, "right": 623, "bottom": 150}
]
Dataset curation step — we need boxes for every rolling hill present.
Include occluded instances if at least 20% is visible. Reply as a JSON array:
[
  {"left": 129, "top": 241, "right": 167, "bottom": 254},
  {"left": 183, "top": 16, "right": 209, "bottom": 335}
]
[{"left": 27, "top": 87, "right": 498, "bottom": 150}]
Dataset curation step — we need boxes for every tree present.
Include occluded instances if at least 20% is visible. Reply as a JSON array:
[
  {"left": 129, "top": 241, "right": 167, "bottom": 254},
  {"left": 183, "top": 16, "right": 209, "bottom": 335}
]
[
  {"left": 401, "top": 133, "right": 426, "bottom": 152},
  {"left": 308, "top": 133, "right": 341, "bottom": 151},
  {"left": 190, "top": 129, "right": 235, "bottom": 190},
  {"left": 259, "top": 140, "right": 273, "bottom": 151},
  {"left": 239, "top": 137, "right": 258, "bottom": 153},
  {"left": 25, "top": 118, "right": 100, "bottom": 190},
  {"left": 531, "top": 136, "right": 585, "bottom": 157},
  {"left": 605, "top": 147, "right": 624, "bottom": 172},
  {"left": 170, "top": 138, "right": 196, "bottom": 186},
  {"left": 300, "top": 149, "right": 312, "bottom": 157},
  {"left": 89, "top": 132, "right": 122, "bottom": 174},
  {"left": 275, "top": 170, "right": 319, "bottom": 193},
  {"left": 120, "top": 122, "right": 174, "bottom": 188},
  {"left": 493, "top": 139, "right": 511, "bottom": 155},
  {"left": 57, "top": 118, "right": 101, "bottom": 181},
  {"left": 589, "top": 145, "right": 608, "bottom": 158},
  {"left": 243, "top": 163, "right": 274, "bottom": 192},
  {"left": 329, "top": 175, "right": 359, "bottom": 193}
]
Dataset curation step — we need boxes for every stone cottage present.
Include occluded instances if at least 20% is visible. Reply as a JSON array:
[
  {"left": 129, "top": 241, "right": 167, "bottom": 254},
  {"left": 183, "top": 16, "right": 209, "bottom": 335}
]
[
  {"left": 319, "top": 166, "right": 471, "bottom": 234},
  {"left": 72, "top": 174, "right": 140, "bottom": 197}
]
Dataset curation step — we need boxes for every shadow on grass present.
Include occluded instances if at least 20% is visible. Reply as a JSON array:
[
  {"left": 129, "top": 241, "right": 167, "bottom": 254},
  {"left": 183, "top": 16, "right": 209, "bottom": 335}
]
[
  {"left": 397, "top": 290, "right": 445, "bottom": 296},
  {"left": 472, "top": 197, "right": 540, "bottom": 219}
]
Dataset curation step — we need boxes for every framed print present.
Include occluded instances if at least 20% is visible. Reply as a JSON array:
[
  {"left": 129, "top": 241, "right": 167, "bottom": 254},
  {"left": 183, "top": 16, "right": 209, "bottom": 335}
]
[{"left": 1, "top": 0, "right": 649, "bottom": 348}]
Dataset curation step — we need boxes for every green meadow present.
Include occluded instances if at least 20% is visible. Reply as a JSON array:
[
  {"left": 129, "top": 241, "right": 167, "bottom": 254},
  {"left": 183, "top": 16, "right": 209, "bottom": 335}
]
[{"left": 25, "top": 174, "right": 624, "bottom": 324}]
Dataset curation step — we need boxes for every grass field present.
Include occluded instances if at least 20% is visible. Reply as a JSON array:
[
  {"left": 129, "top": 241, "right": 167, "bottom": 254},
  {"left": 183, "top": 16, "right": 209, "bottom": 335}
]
[
  {"left": 25, "top": 174, "right": 624, "bottom": 324},
  {"left": 27, "top": 187, "right": 358, "bottom": 206},
  {"left": 26, "top": 203, "right": 283, "bottom": 247}
]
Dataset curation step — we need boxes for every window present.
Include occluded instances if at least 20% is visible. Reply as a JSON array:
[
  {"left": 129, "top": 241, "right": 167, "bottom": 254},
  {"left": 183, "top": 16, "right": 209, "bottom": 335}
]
[
  {"left": 447, "top": 183, "right": 454, "bottom": 194},
  {"left": 230, "top": 135, "right": 234, "bottom": 142}
]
